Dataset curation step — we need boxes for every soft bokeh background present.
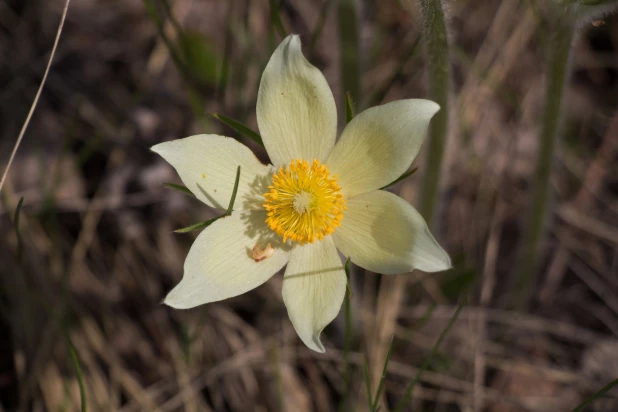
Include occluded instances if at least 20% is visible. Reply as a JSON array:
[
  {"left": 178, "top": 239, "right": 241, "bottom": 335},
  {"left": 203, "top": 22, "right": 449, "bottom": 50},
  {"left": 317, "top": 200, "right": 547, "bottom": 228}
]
[{"left": 1, "top": 0, "right": 618, "bottom": 410}]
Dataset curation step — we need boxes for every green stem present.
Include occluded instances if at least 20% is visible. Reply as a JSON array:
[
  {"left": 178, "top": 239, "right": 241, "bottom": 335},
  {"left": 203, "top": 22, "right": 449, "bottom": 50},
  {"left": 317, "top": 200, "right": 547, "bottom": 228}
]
[
  {"left": 337, "top": 0, "right": 360, "bottom": 105},
  {"left": 338, "top": 258, "right": 353, "bottom": 411},
  {"left": 515, "top": 18, "right": 575, "bottom": 308},
  {"left": 417, "top": 0, "right": 450, "bottom": 227},
  {"left": 308, "top": 0, "right": 335, "bottom": 58}
]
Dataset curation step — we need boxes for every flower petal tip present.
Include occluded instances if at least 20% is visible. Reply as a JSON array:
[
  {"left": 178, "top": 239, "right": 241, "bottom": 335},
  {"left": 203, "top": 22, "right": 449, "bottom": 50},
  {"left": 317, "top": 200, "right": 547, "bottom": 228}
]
[
  {"left": 162, "top": 293, "right": 191, "bottom": 310},
  {"left": 425, "top": 254, "right": 453, "bottom": 273},
  {"left": 420, "top": 99, "right": 440, "bottom": 117},
  {"left": 308, "top": 336, "right": 326, "bottom": 353},
  {"left": 150, "top": 142, "right": 163, "bottom": 154}
]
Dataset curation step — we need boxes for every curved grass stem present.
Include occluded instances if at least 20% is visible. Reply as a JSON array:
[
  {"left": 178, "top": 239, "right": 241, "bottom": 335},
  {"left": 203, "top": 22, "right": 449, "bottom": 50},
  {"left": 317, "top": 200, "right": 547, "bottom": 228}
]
[
  {"left": 515, "top": 18, "right": 575, "bottom": 308},
  {"left": 417, "top": 0, "right": 450, "bottom": 227}
]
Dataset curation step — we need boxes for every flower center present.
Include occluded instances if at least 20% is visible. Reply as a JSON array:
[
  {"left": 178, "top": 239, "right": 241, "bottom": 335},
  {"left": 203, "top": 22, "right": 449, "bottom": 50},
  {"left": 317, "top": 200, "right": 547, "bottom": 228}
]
[{"left": 263, "top": 159, "right": 346, "bottom": 244}]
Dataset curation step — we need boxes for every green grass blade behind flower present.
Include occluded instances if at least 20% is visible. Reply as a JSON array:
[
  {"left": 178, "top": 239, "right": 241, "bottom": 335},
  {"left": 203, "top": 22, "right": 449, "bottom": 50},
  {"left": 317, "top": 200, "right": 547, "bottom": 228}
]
[
  {"left": 344, "top": 258, "right": 353, "bottom": 298},
  {"left": 13, "top": 196, "right": 24, "bottom": 262},
  {"left": 380, "top": 168, "right": 418, "bottom": 190},
  {"left": 393, "top": 302, "right": 464, "bottom": 412},
  {"left": 67, "top": 342, "right": 87, "bottom": 412},
  {"left": 269, "top": 0, "right": 287, "bottom": 39},
  {"left": 363, "top": 357, "right": 373, "bottom": 408},
  {"left": 163, "top": 182, "right": 193, "bottom": 196},
  {"left": 226, "top": 166, "right": 241, "bottom": 214},
  {"left": 345, "top": 91, "right": 356, "bottom": 124},
  {"left": 572, "top": 378, "right": 618, "bottom": 412},
  {"left": 514, "top": 18, "right": 575, "bottom": 309},
  {"left": 143, "top": 0, "right": 187, "bottom": 76},
  {"left": 338, "top": 257, "right": 353, "bottom": 411},
  {"left": 177, "top": 31, "right": 221, "bottom": 86},
  {"left": 156, "top": 0, "right": 221, "bottom": 87},
  {"left": 28, "top": 291, "right": 88, "bottom": 412},
  {"left": 308, "top": 0, "right": 335, "bottom": 58},
  {"left": 216, "top": 0, "right": 234, "bottom": 99},
  {"left": 159, "top": 0, "right": 183, "bottom": 34},
  {"left": 175, "top": 166, "right": 240, "bottom": 233},
  {"left": 417, "top": 0, "right": 450, "bottom": 227},
  {"left": 338, "top": 0, "right": 361, "bottom": 106},
  {"left": 174, "top": 216, "right": 223, "bottom": 234},
  {"left": 410, "top": 302, "right": 436, "bottom": 331},
  {"left": 370, "top": 336, "right": 394, "bottom": 412},
  {"left": 212, "top": 113, "right": 264, "bottom": 147},
  {"left": 142, "top": 0, "right": 209, "bottom": 128}
]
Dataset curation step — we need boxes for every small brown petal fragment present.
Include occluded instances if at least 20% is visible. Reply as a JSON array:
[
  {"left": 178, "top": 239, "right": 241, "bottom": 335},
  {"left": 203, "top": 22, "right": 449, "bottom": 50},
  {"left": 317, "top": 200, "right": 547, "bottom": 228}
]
[{"left": 250, "top": 243, "right": 274, "bottom": 262}]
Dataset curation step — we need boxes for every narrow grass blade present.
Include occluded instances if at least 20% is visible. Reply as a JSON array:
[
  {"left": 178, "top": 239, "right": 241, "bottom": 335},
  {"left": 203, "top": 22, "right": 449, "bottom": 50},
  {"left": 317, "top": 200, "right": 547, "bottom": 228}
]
[
  {"left": 160, "top": 0, "right": 183, "bottom": 34},
  {"left": 345, "top": 91, "right": 356, "bottom": 124},
  {"left": 572, "top": 378, "right": 618, "bottom": 412},
  {"left": 174, "top": 216, "right": 223, "bottom": 233},
  {"left": 177, "top": 31, "right": 220, "bottom": 86},
  {"left": 363, "top": 357, "right": 373, "bottom": 408},
  {"left": 417, "top": 0, "right": 451, "bottom": 227},
  {"left": 143, "top": 0, "right": 187, "bottom": 77},
  {"left": 514, "top": 18, "right": 575, "bottom": 309},
  {"left": 216, "top": 0, "right": 234, "bottom": 98},
  {"left": 308, "top": 0, "right": 335, "bottom": 58},
  {"left": 371, "top": 336, "right": 394, "bottom": 411},
  {"left": 212, "top": 113, "right": 264, "bottom": 147},
  {"left": 67, "top": 343, "right": 87, "bottom": 412},
  {"left": 175, "top": 166, "right": 240, "bottom": 233},
  {"left": 411, "top": 303, "right": 436, "bottom": 331},
  {"left": 226, "top": 166, "right": 241, "bottom": 214},
  {"left": 143, "top": 0, "right": 209, "bottom": 127},
  {"left": 393, "top": 302, "right": 465, "bottom": 412},
  {"left": 269, "top": 0, "right": 287, "bottom": 39},
  {"left": 164, "top": 182, "right": 193, "bottom": 196},
  {"left": 344, "top": 258, "right": 353, "bottom": 298},
  {"left": 339, "top": 258, "right": 353, "bottom": 411},
  {"left": 180, "top": 323, "right": 192, "bottom": 365},
  {"left": 380, "top": 168, "right": 418, "bottom": 190},
  {"left": 13, "top": 196, "right": 24, "bottom": 261},
  {"left": 338, "top": 0, "right": 360, "bottom": 105}
]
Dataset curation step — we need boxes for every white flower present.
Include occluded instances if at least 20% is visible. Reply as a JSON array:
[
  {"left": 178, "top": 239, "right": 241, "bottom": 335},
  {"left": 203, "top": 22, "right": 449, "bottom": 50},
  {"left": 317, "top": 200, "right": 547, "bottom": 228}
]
[{"left": 152, "top": 35, "right": 451, "bottom": 353}]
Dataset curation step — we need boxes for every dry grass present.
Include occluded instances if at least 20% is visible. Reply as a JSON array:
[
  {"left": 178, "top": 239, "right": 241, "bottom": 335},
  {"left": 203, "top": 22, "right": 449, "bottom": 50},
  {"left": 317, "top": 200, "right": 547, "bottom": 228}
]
[{"left": 1, "top": 0, "right": 618, "bottom": 410}]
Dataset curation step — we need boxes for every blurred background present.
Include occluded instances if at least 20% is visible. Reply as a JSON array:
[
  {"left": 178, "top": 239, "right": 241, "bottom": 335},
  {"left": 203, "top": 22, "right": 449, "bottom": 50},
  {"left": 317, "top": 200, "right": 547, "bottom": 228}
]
[{"left": 1, "top": 0, "right": 617, "bottom": 410}]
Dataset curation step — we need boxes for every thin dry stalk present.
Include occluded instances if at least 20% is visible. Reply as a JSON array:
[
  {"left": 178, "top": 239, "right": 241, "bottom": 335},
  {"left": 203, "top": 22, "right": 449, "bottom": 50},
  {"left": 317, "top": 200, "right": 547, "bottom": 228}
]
[{"left": 0, "top": 0, "right": 71, "bottom": 195}]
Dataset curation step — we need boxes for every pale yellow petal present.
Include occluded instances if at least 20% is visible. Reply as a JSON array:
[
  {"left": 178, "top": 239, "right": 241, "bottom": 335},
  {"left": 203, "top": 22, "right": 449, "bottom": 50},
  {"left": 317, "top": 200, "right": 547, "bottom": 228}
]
[
  {"left": 152, "top": 135, "right": 273, "bottom": 210},
  {"left": 332, "top": 191, "right": 451, "bottom": 274},
  {"left": 257, "top": 35, "right": 337, "bottom": 167},
  {"left": 282, "top": 236, "right": 346, "bottom": 352},
  {"left": 164, "top": 211, "right": 290, "bottom": 308},
  {"left": 327, "top": 99, "right": 439, "bottom": 197}
]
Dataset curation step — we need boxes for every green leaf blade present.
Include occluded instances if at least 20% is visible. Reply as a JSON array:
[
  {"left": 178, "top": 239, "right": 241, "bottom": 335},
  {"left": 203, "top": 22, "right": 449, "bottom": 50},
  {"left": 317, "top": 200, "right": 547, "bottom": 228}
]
[
  {"left": 371, "top": 336, "right": 394, "bottom": 411},
  {"left": 380, "top": 168, "right": 418, "bottom": 190},
  {"left": 212, "top": 113, "right": 264, "bottom": 147},
  {"left": 164, "top": 182, "right": 193, "bottom": 196},
  {"left": 226, "top": 166, "right": 241, "bottom": 215},
  {"left": 345, "top": 91, "right": 356, "bottom": 124},
  {"left": 572, "top": 378, "right": 618, "bottom": 412},
  {"left": 393, "top": 302, "right": 465, "bottom": 412},
  {"left": 174, "top": 216, "right": 223, "bottom": 233},
  {"left": 13, "top": 196, "right": 24, "bottom": 261}
]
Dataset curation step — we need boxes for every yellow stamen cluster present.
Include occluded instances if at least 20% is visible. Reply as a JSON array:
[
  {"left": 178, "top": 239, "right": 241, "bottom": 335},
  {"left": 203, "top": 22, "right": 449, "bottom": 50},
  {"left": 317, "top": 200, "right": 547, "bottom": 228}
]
[{"left": 263, "top": 159, "right": 346, "bottom": 244}]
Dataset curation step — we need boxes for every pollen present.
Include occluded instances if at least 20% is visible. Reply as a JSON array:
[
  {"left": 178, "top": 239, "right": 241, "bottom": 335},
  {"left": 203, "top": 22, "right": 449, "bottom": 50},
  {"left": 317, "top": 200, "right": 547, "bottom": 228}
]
[{"left": 263, "top": 159, "right": 346, "bottom": 244}]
